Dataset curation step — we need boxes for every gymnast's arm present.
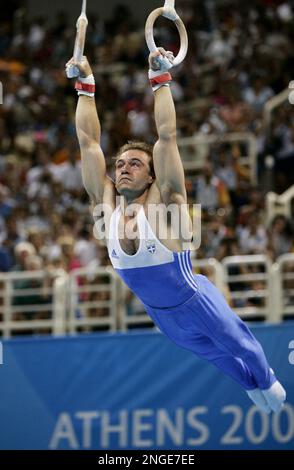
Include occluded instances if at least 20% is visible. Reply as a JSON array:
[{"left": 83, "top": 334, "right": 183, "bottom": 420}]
[
  {"left": 152, "top": 69, "right": 187, "bottom": 206},
  {"left": 71, "top": 57, "right": 108, "bottom": 205}
]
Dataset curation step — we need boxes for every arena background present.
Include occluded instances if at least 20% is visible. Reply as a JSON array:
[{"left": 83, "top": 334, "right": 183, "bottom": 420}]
[{"left": 0, "top": 0, "right": 294, "bottom": 451}]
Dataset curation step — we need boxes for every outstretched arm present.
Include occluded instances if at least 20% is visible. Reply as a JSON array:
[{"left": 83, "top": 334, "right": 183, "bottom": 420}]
[
  {"left": 67, "top": 56, "right": 108, "bottom": 204},
  {"left": 151, "top": 51, "right": 186, "bottom": 205}
]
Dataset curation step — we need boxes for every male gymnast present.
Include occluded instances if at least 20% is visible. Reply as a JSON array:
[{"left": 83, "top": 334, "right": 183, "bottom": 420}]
[{"left": 66, "top": 49, "right": 286, "bottom": 414}]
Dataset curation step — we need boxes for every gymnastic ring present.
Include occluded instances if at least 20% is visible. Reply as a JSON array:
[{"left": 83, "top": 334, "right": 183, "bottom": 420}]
[{"left": 145, "top": 4, "right": 188, "bottom": 67}]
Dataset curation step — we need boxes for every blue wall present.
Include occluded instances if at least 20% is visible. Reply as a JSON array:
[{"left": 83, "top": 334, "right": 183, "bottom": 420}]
[{"left": 0, "top": 323, "right": 294, "bottom": 450}]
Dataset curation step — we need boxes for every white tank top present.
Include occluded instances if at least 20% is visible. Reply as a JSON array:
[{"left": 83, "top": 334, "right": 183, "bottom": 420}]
[
  {"left": 106, "top": 205, "right": 199, "bottom": 308},
  {"left": 107, "top": 205, "right": 174, "bottom": 270}
]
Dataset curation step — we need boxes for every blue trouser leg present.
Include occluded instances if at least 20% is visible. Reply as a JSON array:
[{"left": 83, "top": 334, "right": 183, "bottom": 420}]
[
  {"left": 148, "top": 313, "right": 258, "bottom": 390},
  {"left": 146, "top": 275, "right": 276, "bottom": 390},
  {"left": 191, "top": 275, "right": 276, "bottom": 390},
  {"left": 187, "top": 334, "right": 258, "bottom": 390}
]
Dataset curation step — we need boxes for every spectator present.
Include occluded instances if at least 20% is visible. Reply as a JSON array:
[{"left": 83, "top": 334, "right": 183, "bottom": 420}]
[
  {"left": 57, "top": 236, "right": 82, "bottom": 273},
  {"left": 243, "top": 74, "right": 274, "bottom": 114},
  {"left": 12, "top": 254, "right": 51, "bottom": 325},
  {"left": 13, "top": 242, "right": 36, "bottom": 271},
  {"left": 195, "top": 162, "right": 231, "bottom": 212},
  {"left": 237, "top": 213, "right": 268, "bottom": 254},
  {"left": 268, "top": 215, "right": 293, "bottom": 258},
  {"left": 0, "top": 245, "right": 13, "bottom": 272}
]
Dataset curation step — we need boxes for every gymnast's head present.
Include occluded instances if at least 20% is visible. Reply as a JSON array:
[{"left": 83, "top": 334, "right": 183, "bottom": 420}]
[{"left": 114, "top": 141, "right": 155, "bottom": 199}]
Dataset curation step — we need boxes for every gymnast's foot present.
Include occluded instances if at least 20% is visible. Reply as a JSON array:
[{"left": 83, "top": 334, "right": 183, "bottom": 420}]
[
  {"left": 247, "top": 380, "right": 286, "bottom": 414},
  {"left": 246, "top": 388, "right": 271, "bottom": 414},
  {"left": 261, "top": 380, "right": 286, "bottom": 413}
]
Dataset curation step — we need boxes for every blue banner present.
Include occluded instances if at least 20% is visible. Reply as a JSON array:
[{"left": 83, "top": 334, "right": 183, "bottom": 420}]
[{"left": 0, "top": 323, "right": 294, "bottom": 450}]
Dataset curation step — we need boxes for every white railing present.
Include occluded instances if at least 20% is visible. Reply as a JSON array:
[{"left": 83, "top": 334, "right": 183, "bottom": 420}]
[
  {"left": 119, "top": 290, "right": 155, "bottom": 332},
  {"left": 272, "top": 254, "right": 294, "bottom": 322},
  {"left": 0, "top": 269, "right": 68, "bottom": 338},
  {"left": 68, "top": 267, "right": 118, "bottom": 334},
  {"left": 222, "top": 255, "right": 272, "bottom": 321},
  {"left": 192, "top": 257, "right": 224, "bottom": 292},
  {"left": 266, "top": 184, "right": 294, "bottom": 224},
  {"left": 1, "top": 254, "right": 294, "bottom": 335},
  {"left": 263, "top": 87, "right": 290, "bottom": 130},
  {"left": 178, "top": 132, "right": 257, "bottom": 184}
]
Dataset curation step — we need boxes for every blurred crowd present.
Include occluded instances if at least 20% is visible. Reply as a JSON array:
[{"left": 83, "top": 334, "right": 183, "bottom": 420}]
[{"left": 0, "top": 0, "right": 294, "bottom": 325}]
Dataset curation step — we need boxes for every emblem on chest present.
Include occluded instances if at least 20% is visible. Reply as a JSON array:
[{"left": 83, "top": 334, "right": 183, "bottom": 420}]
[{"left": 146, "top": 239, "right": 156, "bottom": 254}]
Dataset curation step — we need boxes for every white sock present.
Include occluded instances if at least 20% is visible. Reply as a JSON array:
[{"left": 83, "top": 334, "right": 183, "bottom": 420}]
[
  {"left": 246, "top": 388, "right": 271, "bottom": 414},
  {"left": 261, "top": 381, "right": 286, "bottom": 413}
]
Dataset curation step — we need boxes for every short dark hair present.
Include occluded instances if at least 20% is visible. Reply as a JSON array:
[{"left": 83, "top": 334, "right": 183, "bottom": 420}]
[{"left": 115, "top": 141, "right": 155, "bottom": 178}]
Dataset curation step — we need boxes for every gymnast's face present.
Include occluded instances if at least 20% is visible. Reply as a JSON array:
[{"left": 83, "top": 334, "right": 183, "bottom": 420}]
[{"left": 115, "top": 150, "right": 154, "bottom": 198}]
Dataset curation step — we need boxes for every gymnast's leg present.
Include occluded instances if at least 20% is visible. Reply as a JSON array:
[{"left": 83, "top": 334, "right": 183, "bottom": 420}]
[
  {"left": 187, "top": 334, "right": 272, "bottom": 414},
  {"left": 191, "top": 275, "right": 286, "bottom": 412},
  {"left": 145, "top": 275, "right": 286, "bottom": 413},
  {"left": 147, "top": 302, "right": 273, "bottom": 412}
]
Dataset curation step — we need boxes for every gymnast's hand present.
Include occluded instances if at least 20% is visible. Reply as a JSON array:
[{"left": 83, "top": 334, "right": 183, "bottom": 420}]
[
  {"left": 148, "top": 47, "right": 174, "bottom": 72},
  {"left": 66, "top": 55, "right": 93, "bottom": 78}
]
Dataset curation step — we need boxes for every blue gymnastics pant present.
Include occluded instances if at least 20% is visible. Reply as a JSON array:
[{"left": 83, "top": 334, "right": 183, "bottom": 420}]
[{"left": 144, "top": 275, "right": 276, "bottom": 390}]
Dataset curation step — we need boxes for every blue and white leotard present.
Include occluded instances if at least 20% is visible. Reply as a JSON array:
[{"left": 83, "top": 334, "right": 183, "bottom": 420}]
[{"left": 107, "top": 205, "right": 276, "bottom": 391}]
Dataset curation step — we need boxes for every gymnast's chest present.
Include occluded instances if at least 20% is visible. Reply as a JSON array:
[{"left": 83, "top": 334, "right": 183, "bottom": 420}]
[{"left": 117, "top": 215, "right": 140, "bottom": 256}]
